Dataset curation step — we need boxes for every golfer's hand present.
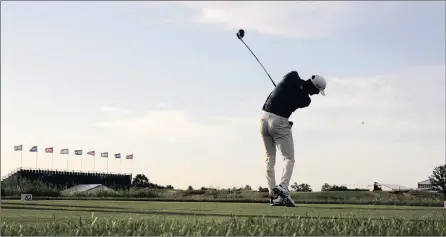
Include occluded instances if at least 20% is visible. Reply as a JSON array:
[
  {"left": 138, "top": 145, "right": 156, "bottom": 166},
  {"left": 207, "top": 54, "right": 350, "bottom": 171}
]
[{"left": 289, "top": 121, "right": 293, "bottom": 127}]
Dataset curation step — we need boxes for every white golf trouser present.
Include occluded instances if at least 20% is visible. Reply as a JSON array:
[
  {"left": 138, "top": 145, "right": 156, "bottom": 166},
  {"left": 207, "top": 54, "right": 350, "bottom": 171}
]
[{"left": 260, "top": 111, "right": 295, "bottom": 195}]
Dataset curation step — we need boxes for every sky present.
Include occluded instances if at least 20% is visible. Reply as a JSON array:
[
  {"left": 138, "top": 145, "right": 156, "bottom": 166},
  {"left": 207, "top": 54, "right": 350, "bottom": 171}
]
[{"left": 1, "top": 1, "right": 445, "bottom": 191}]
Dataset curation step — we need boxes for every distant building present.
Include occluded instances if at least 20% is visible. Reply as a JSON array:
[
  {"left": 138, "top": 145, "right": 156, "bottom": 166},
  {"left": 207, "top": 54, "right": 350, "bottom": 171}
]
[
  {"left": 369, "top": 183, "right": 411, "bottom": 191},
  {"left": 417, "top": 179, "right": 433, "bottom": 190}
]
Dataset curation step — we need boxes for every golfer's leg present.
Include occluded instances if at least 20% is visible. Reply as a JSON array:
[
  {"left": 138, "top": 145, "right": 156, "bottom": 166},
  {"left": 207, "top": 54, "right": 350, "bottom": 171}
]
[
  {"left": 273, "top": 123, "right": 295, "bottom": 191},
  {"left": 260, "top": 118, "right": 276, "bottom": 196}
]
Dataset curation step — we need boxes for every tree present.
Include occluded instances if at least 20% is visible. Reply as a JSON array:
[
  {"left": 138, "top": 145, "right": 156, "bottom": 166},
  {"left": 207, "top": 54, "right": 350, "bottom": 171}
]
[
  {"left": 429, "top": 164, "right": 446, "bottom": 199},
  {"left": 321, "top": 183, "right": 332, "bottom": 191},
  {"left": 330, "top": 185, "right": 348, "bottom": 191},
  {"left": 290, "top": 182, "right": 312, "bottom": 192},
  {"left": 300, "top": 183, "right": 313, "bottom": 192},
  {"left": 321, "top": 183, "right": 347, "bottom": 191},
  {"left": 290, "top": 182, "right": 298, "bottom": 191},
  {"left": 187, "top": 185, "right": 194, "bottom": 191},
  {"left": 165, "top": 185, "right": 174, "bottom": 190},
  {"left": 258, "top": 186, "right": 269, "bottom": 192},
  {"left": 244, "top": 185, "right": 252, "bottom": 191},
  {"left": 231, "top": 187, "right": 242, "bottom": 192},
  {"left": 132, "top": 174, "right": 149, "bottom": 187}
]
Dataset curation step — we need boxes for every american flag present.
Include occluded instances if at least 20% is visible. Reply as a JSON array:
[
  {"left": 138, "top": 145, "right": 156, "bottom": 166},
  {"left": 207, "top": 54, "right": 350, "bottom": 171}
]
[
  {"left": 29, "top": 146, "right": 37, "bottom": 152},
  {"left": 126, "top": 154, "right": 133, "bottom": 159},
  {"left": 14, "top": 145, "right": 23, "bottom": 151},
  {"left": 114, "top": 153, "right": 121, "bottom": 159},
  {"left": 74, "top": 150, "right": 82, "bottom": 155},
  {"left": 45, "top": 147, "right": 54, "bottom": 153},
  {"left": 87, "top": 151, "right": 95, "bottom": 156},
  {"left": 101, "top": 152, "right": 108, "bottom": 158},
  {"left": 60, "top": 148, "right": 69, "bottom": 155}
]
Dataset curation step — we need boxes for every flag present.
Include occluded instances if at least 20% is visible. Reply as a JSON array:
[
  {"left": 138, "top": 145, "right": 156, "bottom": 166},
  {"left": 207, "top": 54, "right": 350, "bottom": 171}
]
[
  {"left": 14, "top": 145, "right": 23, "bottom": 151},
  {"left": 74, "top": 150, "right": 83, "bottom": 155},
  {"left": 60, "top": 148, "right": 69, "bottom": 154},
  {"left": 126, "top": 154, "right": 133, "bottom": 159},
  {"left": 87, "top": 151, "right": 95, "bottom": 156},
  {"left": 114, "top": 153, "right": 121, "bottom": 159},
  {"left": 101, "top": 152, "right": 108, "bottom": 158},
  {"left": 29, "top": 146, "right": 37, "bottom": 152},
  {"left": 45, "top": 147, "right": 54, "bottom": 153}
]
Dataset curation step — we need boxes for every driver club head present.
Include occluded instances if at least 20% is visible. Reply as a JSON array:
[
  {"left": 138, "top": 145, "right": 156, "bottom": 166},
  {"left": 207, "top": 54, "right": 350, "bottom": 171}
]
[{"left": 236, "top": 29, "right": 245, "bottom": 40}]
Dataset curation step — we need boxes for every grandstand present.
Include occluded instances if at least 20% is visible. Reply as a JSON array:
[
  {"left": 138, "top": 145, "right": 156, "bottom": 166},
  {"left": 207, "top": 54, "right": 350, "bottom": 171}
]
[{"left": 1, "top": 168, "right": 132, "bottom": 189}]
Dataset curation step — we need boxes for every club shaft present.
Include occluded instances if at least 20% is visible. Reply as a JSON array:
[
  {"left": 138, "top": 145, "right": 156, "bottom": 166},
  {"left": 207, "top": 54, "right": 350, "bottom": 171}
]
[{"left": 240, "top": 39, "right": 276, "bottom": 87}]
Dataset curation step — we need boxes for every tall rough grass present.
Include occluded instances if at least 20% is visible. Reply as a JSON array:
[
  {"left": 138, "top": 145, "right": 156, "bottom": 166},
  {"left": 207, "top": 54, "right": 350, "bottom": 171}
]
[
  {"left": 66, "top": 188, "right": 162, "bottom": 198},
  {"left": 1, "top": 178, "right": 60, "bottom": 197},
  {"left": 2, "top": 215, "right": 446, "bottom": 236}
]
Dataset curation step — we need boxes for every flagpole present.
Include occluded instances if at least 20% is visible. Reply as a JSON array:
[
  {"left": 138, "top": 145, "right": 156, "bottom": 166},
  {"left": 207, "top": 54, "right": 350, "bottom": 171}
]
[
  {"left": 93, "top": 153, "right": 96, "bottom": 172},
  {"left": 36, "top": 151, "right": 38, "bottom": 169},
  {"left": 20, "top": 149, "right": 23, "bottom": 169},
  {"left": 120, "top": 156, "right": 122, "bottom": 173},
  {"left": 107, "top": 156, "right": 109, "bottom": 173},
  {"left": 52, "top": 152, "right": 54, "bottom": 170},
  {"left": 81, "top": 153, "right": 83, "bottom": 172},
  {"left": 131, "top": 158, "right": 134, "bottom": 177},
  {"left": 67, "top": 154, "right": 69, "bottom": 171}
]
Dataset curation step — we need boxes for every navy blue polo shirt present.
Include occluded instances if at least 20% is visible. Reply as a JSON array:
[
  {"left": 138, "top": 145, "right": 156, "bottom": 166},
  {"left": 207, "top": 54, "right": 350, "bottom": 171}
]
[{"left": 262, "top": 71, "right": 311, "bottom": 118}]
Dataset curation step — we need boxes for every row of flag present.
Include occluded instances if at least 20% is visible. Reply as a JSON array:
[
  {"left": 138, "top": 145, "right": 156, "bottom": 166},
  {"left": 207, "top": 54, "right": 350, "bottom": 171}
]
[{"left": 14, "top": 145, "right": 133, "bottom": 159}]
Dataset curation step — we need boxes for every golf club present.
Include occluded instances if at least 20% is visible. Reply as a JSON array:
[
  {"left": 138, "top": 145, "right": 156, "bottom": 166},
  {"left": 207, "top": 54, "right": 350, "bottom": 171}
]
[
  {"left": 236, "top": 29, "right": 276, "bottom": 87},
  {"left": 236, "top": 29, "right": 293, "bottom": 126}
]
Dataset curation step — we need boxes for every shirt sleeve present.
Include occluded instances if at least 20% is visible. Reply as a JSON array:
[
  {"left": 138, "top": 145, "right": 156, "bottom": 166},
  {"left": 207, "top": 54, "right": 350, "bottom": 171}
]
[
  {"left": 297, "top": 95, "right": 311, "bottom": 108},
  {"left": 281, "top": 71, "right": 301, "bottom": 86}
]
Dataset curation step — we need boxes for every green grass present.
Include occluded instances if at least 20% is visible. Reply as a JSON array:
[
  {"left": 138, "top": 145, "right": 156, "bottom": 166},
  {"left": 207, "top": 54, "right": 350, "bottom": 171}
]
[
  {"left": 3, "top": 195, "right": 442, "bottom": 207},
  {"left": 2, "top": 178, "right": 444, "bottom": 207},
  {"left": 1, "top": 200, "right": 446, "bottom": 235},
  {"left": 2, "top": 215, "right": 446, "bottom": 236}
]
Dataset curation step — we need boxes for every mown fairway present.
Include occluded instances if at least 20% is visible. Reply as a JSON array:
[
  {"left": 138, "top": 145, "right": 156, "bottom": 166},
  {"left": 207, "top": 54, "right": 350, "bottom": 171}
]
[{"left": 2, "top": 200, "right": 446, "bottom": 235}]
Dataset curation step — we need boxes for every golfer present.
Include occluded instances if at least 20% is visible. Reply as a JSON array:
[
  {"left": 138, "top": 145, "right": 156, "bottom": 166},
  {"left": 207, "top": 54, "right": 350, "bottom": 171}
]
[{"left": 260, "top": 71, "right": 327, "bottom": 207}]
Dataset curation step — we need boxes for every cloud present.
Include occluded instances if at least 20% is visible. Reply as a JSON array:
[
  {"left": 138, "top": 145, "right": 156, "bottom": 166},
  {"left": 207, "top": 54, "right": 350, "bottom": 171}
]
[
  {"left": 298, "top": 64, "right": 446, "bottom": 137},
  {"left": 99, "top": 106, "right": 133, "bottom": 115},
  {"left": 178, "top": 1, "right": 398, "bottom": 38},
  {"left": 90, "top": 109, "right": 244, "bottom": 146},
  {"left": 156, "top": 102, "right": 169, "bottom": 108},
  {"left": 323, "top": 64, "right": 446, "bottom": 109},
  {"left": 91, "top": 64, "right": 445, "bottom": 147}
]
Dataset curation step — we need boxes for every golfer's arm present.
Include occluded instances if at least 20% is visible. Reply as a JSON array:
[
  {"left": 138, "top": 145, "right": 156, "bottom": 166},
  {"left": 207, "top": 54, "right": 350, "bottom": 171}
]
[
  {"left": 282, "top": 71, "right": 301, "bottom": 86},
  {"left": 297, "top": 95, "right": 311, "bottom": 109}
]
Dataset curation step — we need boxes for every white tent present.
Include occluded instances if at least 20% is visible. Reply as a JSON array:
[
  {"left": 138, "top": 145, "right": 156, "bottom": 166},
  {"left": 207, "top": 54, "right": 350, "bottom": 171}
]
[
  {"left": 61, "top": 184, "right": 112, "bottom": 195},
  {"left": 369, "top": 183, "right": 411, "bottom": 191}
]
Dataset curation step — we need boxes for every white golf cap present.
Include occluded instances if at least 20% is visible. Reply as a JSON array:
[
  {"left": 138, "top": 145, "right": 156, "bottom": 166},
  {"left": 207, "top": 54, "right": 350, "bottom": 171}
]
[{"left": 310, "top": 75, "right": 327, "bottom": 96}]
